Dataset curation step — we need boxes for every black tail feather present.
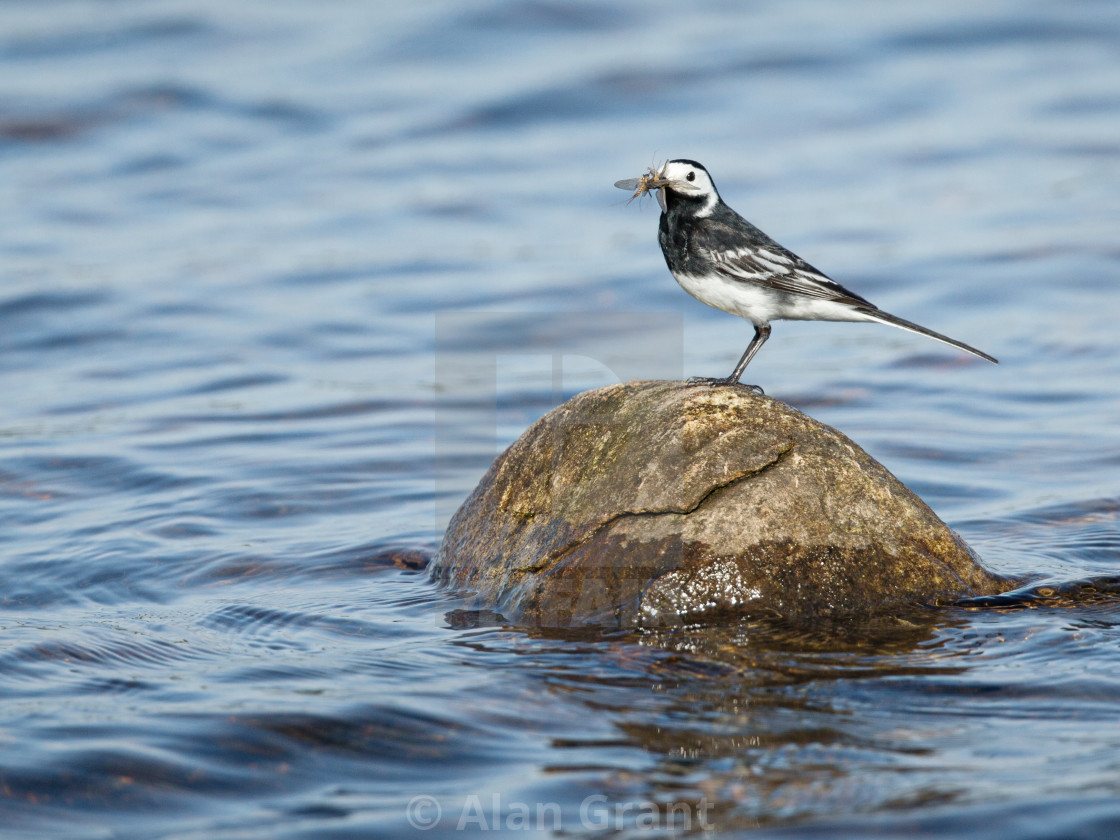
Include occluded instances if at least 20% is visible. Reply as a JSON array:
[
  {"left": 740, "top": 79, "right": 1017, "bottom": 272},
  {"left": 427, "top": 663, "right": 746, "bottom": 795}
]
[{"left": 858, "top": 307, "right": 998, "bottom": 364}]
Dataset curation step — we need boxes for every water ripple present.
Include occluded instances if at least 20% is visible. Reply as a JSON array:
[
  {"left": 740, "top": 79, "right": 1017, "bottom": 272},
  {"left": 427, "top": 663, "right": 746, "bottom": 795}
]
[{"left": 3, "top": 0, "right": 1120, "bottom": 837}]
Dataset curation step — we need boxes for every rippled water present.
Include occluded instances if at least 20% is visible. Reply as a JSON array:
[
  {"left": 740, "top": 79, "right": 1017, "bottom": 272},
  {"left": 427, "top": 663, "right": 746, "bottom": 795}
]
[{"left": 3, "top": 1, "right": 1120, "bottom": 837}]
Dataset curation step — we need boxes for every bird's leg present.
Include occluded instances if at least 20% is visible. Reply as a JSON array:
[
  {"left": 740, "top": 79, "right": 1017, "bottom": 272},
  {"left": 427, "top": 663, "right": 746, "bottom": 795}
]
[
  {"left": 727, "top": 323, "right": 770, "bottom": 383},
  {"left": 688, "top": 324, "right": 770, "bottom": 393}
]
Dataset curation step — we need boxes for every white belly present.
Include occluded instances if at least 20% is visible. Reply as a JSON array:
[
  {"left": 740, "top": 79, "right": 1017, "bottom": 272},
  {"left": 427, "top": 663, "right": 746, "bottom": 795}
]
[{"left": 672, "top": 272, "right": 873, "bottom": 325}]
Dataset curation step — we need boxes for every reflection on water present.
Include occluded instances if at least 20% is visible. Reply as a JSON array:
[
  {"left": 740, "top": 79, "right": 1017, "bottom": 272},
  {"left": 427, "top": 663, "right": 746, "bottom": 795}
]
[{"left": 2, "top": 0, "right": 1120, "bottom": 837}]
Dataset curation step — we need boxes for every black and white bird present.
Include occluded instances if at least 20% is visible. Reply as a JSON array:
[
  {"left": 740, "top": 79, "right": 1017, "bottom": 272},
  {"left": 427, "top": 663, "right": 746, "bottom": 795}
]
[{"left": 615, "top": 159, "right": 997, "bottom": 390}]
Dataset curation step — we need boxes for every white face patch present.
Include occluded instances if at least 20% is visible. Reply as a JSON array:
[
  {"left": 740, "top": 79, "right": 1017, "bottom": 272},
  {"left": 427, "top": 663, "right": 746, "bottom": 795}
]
[{"left": 659, "top": 161, "right": 718, "bottom": 214}]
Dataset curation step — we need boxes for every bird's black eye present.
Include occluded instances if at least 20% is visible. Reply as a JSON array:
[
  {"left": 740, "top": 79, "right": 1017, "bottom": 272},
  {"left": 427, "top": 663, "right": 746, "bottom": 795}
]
[{"left": 686, "top": 171, "right": 696, "bottom": 181}]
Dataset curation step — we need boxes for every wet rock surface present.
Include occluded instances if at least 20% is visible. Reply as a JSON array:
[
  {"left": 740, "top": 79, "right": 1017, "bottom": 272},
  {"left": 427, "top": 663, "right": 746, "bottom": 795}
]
[{"left": 431, "top": 380, "right": 1010, "bottom": 627}]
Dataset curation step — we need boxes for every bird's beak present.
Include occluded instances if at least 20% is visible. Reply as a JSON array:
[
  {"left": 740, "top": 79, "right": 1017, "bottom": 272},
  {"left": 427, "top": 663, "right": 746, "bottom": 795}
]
[{"left": 645, "top": 167, "right": 673, "bottom": 212}]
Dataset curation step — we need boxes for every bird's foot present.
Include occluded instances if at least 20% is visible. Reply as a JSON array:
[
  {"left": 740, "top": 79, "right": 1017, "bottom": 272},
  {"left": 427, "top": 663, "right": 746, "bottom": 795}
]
[{"left": 686, "top": 376, "right": 764, "bottom": 395}]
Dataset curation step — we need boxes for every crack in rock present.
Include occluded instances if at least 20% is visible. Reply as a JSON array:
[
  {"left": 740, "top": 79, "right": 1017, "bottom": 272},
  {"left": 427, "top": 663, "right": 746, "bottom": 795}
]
[{"left": 515, "top": 442, "right": 794, "bottom": 576}]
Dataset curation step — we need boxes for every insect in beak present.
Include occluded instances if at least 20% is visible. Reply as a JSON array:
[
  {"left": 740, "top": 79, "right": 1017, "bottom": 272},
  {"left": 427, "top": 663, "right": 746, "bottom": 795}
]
[
  {"left": 614, "top": 163, "right": 671, "bottom": 206},
  {"left": 615, "top": 161, "right": 702, "bottom": 211}
]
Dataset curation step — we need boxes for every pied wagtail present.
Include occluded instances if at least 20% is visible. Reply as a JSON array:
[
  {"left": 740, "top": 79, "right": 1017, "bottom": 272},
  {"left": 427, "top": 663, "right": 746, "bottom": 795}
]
[{"left": 616, "top": 159, "right": 997, "bottom": 390}]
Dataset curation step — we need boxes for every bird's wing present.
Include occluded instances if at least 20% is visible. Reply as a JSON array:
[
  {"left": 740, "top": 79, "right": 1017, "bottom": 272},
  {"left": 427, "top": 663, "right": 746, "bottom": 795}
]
[
  {"left": 698, "top": 214, "right": 875, "bottom": 306},
  {"left": 706, "top": 244, "right": 874, "bottom": 306}
]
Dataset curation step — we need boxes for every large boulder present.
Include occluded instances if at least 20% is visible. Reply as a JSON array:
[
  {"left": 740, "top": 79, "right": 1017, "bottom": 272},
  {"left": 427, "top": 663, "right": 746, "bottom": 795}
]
[{"left": 431, "top": 380, "right": 1008, "bottom": 627}]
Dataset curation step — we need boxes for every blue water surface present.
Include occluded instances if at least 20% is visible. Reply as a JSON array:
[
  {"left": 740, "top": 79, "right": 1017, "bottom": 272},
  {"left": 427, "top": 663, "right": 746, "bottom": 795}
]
[{"left": 3, "top": 1, "right": 1120, "bottom": 837}]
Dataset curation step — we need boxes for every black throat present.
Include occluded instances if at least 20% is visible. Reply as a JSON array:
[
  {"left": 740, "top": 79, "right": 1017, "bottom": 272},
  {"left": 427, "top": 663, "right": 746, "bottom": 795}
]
[{"left": 660, "top": 188, "right": 711, "bottom": 218}]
